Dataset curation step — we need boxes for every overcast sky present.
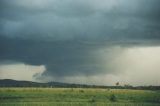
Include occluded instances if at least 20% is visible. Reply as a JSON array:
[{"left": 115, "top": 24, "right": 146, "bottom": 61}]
[{"left": 0, "top": 0, "right": 160, "bottom": 86}]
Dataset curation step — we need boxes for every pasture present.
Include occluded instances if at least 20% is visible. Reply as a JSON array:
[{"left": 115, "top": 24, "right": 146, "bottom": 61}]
[{"left": 0, "top": 88, "right": 160, "bottom": 106}]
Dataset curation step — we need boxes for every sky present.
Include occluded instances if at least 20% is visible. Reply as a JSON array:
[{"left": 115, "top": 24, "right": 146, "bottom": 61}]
[{"left": 0, "top": 0, "right": 160, "bottom": 86}]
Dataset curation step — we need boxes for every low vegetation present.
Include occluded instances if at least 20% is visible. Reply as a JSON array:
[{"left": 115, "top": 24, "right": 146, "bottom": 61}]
[{"left": 0, "top": 88, "right": 160, "bottom": 106}]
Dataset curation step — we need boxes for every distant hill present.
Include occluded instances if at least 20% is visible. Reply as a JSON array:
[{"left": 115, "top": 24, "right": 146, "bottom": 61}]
[
  {"left": 0, "top": 79, "right": 93, "bottom": 88},
  {"left": 0, "top": 79, "right": 160, "bottom": 90},
  {"left": 0, "top": 79, "right": 37, "bottom": 85}
]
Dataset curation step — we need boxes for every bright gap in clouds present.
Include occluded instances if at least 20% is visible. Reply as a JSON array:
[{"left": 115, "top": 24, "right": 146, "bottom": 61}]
[
  {"left": 0, "top": 63, "right": 46, "bottom": 82},
  {"left": 102, "top": 46, "right": 160, "bottom": 86}
]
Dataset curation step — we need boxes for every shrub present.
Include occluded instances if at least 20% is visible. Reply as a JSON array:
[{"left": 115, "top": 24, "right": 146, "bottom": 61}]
[
  {"left": 79, "top": 90, "right": 84, "bottom": 93},
  {"left": 109, "top": 94, "right": 117, "bottom": 102},
  {"left": 89, "top": 98, "right": 96, "bottom": 103}
]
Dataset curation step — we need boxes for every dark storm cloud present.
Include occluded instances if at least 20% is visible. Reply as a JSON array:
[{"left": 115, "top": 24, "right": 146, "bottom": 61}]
[
  {"left": 0, "top": 35, "right": 115, "bottom": 77},
  {"left": 0, "top": 0, "right": 160, "bottom": 80},
  {"left": 1, "top": 0, "right": 160, "bottom": 40}
]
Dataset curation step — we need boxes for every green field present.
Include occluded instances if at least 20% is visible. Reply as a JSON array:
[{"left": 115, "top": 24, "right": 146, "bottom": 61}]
[{"left": 0, "top": 88, "right": 160, "bottom": 106}]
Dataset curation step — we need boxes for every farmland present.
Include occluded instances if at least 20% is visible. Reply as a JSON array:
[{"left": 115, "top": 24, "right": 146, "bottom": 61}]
[{"left": 0, "top": 88, "right": 160, "bottom": 106}]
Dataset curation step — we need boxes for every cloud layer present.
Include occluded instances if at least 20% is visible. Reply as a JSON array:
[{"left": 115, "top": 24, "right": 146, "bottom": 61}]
[
  {"left": 0, "top": 0, "right": 160, "bottom": 85},
  {"left": 1, "top": 0, "right": 160, "bottom": 41}
]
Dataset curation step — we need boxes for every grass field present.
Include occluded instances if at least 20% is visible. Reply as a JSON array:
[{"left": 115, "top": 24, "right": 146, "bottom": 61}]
[{"left": 0, "top": 88, "right": 160, "bottom": 106}]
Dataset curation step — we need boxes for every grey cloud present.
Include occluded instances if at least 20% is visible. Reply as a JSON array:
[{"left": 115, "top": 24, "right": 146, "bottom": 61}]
[
  {"left": 1, "top": 0, "right": 160, "bottom": 36},
  {"left": 0, "top": 0, "right": 160, "bottom": 82},
  {"left": 0, "top": 35, "right": 120, "bottom": 78},
  {"left": 0, "top": 0, "right": 160, "bottom": 41}
]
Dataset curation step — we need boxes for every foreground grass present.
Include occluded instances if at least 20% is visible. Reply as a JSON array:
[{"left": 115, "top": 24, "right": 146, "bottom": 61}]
[
  {"left": 1, "top": 102, "right": 160, "bottom": 106},
  {"left": 0, "top": 88, "right": 160, "bottom": 106}
]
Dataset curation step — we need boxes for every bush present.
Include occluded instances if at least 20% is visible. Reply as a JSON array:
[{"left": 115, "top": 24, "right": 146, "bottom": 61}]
[
  {"left": 89, "top": 96, "right": 96, "bottom": 103},
  {"left": 79, "top": 90, "right": 84, "bottom": 93},
  {"left": 109, "top": 94, "right": 117, "bottom": 102},
  {"left": 89, "top": 98, "right": 96, "bottom": 103}
]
